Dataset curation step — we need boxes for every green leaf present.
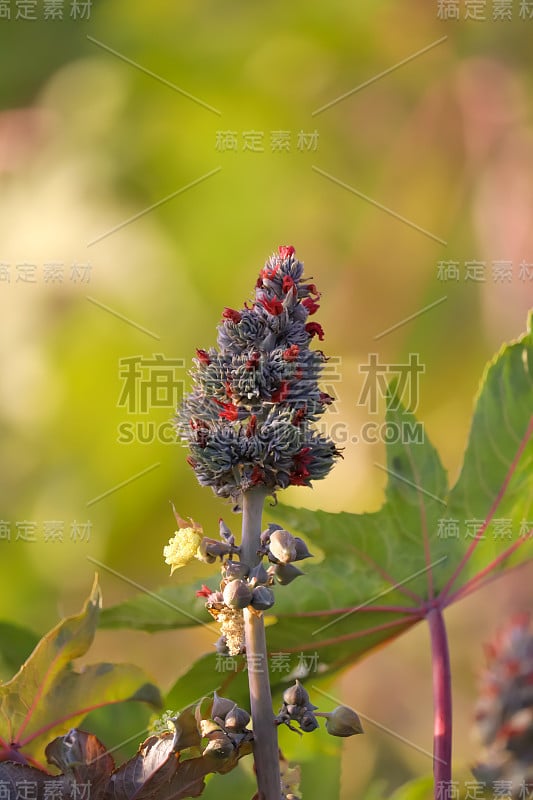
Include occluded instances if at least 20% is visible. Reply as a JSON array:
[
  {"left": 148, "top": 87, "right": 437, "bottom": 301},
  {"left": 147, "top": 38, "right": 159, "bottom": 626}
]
[
  {"left": 389, "top": 774, "right": 435, "bottom": 800},
  {"left": 164, "top": 654, "right": 250, "bottom": 717},
  {"left": 263, "top": 314, "right": 533, "bottom": 673},
  {"left": 24, "top": 662, "right": 162, "bottom": 759},
  {"left": 442, "top": 313, "right": 533, "bottom": 597},
  {"left": 100, "top": 584, "right": 213, "bottom": 632},
  {"left": 0, "top": 576, "right": 163, "bottom": 763},
  {"left": 0, "top": 622, "right": 39, "bottom": 680}
]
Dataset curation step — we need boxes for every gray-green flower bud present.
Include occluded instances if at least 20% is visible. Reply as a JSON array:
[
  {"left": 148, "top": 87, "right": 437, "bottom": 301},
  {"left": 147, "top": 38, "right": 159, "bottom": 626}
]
[
  {"left": 212, "top": 691, "right": 235, "bottom": 720},
  {"left": 283, "top": 680, "right": 310, "bottom": 708},
  {"left": 269, "top": 529, "right": 297, "bottom": 563},
  {"left": 223, "top": 560, "right": 249, "bottom": 581},
  {"left": 248, "top": 561, "right": 269, "bottom": 586},
  {"left": 250, "top": 585, "right": 275, "bottom": 611},
  {"left": 300, "top": 712, "right": 319, "bottom": 733},
  {"left": 224, "top": 705, "right": 251, "bottom": 732},
  {"left": 271, "top": 563, "right": 304, "bottom": 585},
  {"left": 222, "top": 579, "right": 253, "bottom": 609},
  {"left": 293, "top": 537, "right": 313, "bottom": 561},
  {"left": 324, "top": 706, "right": 364, "bottom": 737}
]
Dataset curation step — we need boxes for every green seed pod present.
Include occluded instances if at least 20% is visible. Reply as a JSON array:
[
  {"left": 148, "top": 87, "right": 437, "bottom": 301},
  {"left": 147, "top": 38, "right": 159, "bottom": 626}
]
[
  {"left": 251, "top": 586, "right": 275, "bottom": 611},
  {"left": 222, "top": 578, "right": 253, "bottom": 609},
  {"left": 269, "top": 529, "right": 297, "bottom": 563},
  {"left": 325, "top": 706, "right": 364, "bottom": 737},
  {"left": 283, "top": 680, "right": 310, "bottom": 708}
]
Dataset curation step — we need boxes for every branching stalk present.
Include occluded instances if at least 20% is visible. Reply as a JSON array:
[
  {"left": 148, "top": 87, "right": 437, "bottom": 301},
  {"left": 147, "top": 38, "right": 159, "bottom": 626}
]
[{"left": 242, "top": 488, "right": 281, "bottom": 800}]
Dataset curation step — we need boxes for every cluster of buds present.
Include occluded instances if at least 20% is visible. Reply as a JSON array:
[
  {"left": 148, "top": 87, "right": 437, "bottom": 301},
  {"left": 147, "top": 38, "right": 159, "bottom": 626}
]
[
  {"left": 275, "top": 680, "right": 364, "bottom": 740},
  {"left": 176, "top": 246, "right": 341, "bottom": 506},
  {"left": 276, "top": 680, "right": 319, "bottom": 734},
  {"left": 156, "top": 691, "right": 253, "bottom": 766},
  {"left": 195, "top": 692, "right": 253, "bottom": 760},
  {"left": 168, "top": 517, "right": 312, "bottom": 656},
  {"left": 472, "top": 613, "right": 533, "bottom": 796}
]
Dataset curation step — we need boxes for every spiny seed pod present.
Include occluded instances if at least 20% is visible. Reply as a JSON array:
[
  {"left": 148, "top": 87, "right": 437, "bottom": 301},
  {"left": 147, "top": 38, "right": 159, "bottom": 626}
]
[
  {"left": 293, "top": 537, "right": 313, "bottom": 561},
  {"left": 251, "top": 586, "right": 275, "bottom": 611},
  {"left": 269, "top": 530, "right": 297, "bottom": 564},
  {"left": 324, "top": 706, "right": 364, "bottom": 737},
  {"left": 212, "top": 691, "right": 236, "bottom": 720},
  {"left": 223, "top": 560, "right": 249, "bottom": 581},
  {"left": 177, "top": 247, "right": 342, "bottom": 503},
  {"left": 299, "top": 713, "right": 319, "bottom": 733},
  {"left": 472, "top": 613, "right": 533, "bottom": 794},
  {"left": 222, "top": 579, "right": 253, "bottom": 609},
  {"left": 224, "top": 705, "right": 251, "bottom": 732},
  {"left": 283, "top": 680, "right": 310, "bottom": 708},
  {"left": 271, "top": 563, "right": 304, "bottom": 585},
  {"left": 203, "top": 733, "right": 234, "bottom": 760}
]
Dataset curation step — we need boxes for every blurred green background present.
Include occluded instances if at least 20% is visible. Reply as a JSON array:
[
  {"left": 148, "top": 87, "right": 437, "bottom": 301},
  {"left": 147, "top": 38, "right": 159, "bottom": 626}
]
[{"left": 1, "top": 1, "right": 532, "bottom": 796}]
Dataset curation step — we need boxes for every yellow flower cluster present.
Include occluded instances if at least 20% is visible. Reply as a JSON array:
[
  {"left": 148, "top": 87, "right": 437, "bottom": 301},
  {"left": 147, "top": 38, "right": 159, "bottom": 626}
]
[{"left": 163, "top": 527, "right": 202, "bottom": 574}]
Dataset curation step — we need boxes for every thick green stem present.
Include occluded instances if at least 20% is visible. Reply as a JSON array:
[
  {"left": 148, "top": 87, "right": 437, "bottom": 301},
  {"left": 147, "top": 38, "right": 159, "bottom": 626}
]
[
  {"left": 427, "top": 606, "right": 452, "bottom": 798},
  {"left": 241, "top": 488, "right": 281, "bottom": 800}
]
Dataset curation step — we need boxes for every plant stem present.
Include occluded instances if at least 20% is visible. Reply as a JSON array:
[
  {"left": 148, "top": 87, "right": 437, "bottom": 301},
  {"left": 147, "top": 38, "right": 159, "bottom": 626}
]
[
  {"left": 241, "top": 488, "right": 281, "bottom": 800},
  {"left": 427, "top": 606, "right": 452, "bottom": 799}
]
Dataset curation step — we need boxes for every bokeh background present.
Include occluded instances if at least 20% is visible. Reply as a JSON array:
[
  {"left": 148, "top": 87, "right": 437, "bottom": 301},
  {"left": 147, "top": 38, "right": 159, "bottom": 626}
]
[{"left": 1, "top": 1, "right": 532, "bottom": 797}]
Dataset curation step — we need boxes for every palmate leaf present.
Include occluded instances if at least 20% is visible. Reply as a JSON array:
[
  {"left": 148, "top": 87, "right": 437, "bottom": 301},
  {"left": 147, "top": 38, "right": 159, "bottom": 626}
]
[
  {"left": 99, "top": 314, "right": 533, "bottom": 692},
  {"left": 264, "top": 312, "right": 533, "bottom": 674},
  {"left": 0, "top": 576, "right": 162, "bottom": 766}
]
